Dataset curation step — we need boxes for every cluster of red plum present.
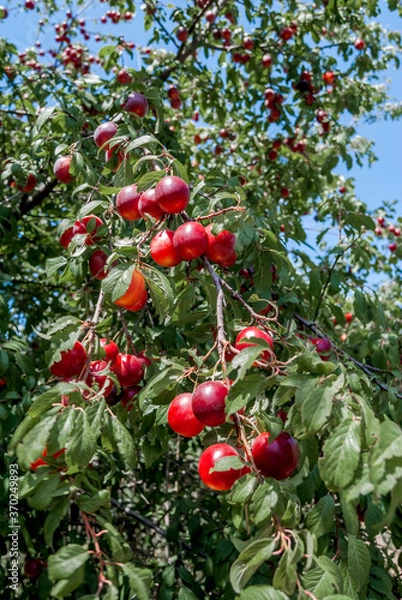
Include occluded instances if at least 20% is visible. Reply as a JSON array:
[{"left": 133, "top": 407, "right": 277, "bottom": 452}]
[
  {"left": 167, "top": 325, "right": 300, "bottom": 491},
  {"left": 54, "top": 92, "right": 238, "bottom": 313},
  {"left": 50, "top": 337, "right": 149, "bottom": 410}
]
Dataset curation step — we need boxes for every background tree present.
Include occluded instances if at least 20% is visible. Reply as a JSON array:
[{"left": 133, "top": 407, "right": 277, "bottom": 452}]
[{"left": 1, "top": 0, "right": 402, "bottom": 598}]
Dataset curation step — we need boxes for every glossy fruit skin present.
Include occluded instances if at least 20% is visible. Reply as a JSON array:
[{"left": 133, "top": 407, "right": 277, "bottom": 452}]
[
  {"left": 311, "top": 337, "right": 331, "bottom": 360},
  {"left": 137, "top": 352, "right": 152, "bottom": 369},
  {"left": 345, "top": 312, "right": 353, "bottom": 323},
  {"left": 176, "top": 26, "right": 189, "bottom": 42},
  {"left": 93, "top": 122, "right": 117, "bottom": 149},
  {"left": 279, "top": 27, "right": 294, "bottom": 41},
  {"left": 168, "top": 393, "right": 205, "bottom": 437},
  {"left": 205, "top": 224, "right": 236, "bottom": 264},
  {"left": 219, "top": 251, "right": 237, "bottom": 268},
  {"left": 262, "top": 53, "right": 272, "bottom": 68},
  {"left": 235, "top": 326, "right": 274, "bottom": 361},
  {"left": 18, "top": 173, "right": 37, "bottom": 193},
  {"left": 105, "top": 386, "right": 120, "bottom": 406},
  {"left": 114, "top": 269, "right": 146, "bottom": 309},
  {"left": 155, "top": 176, "right": 190, "bottom": 214},
  {"left": 150, "top": 230, "right": 182, "bottom": 267},
  {"left": 54, "top": 156, "right": 74, "bottom": 183},
  {"left": 121, "top": 385, "right": 141, "bottom": 410},
  {"left": 138, "top": 188, "right": 165, "bottom": 219},
  {"left": 354, "top": 38, "right": 365, "bottom": 50},
  {"left": 125, "top": 288, "right": 148, "bottom": 312},
  {"left": 60, "top": 226, "right": 74, "bottom": 248},
  {"left": 50, "top": 341, "right": 87, "bottom": 378},
  {"left": 170, "top": 97, "right": 182, "bottom": 109},
  {"left": 198, "top": 444, "right": 249, "bottom": 491},
  {"left": 173, "top": 222, "right": 208, "bottom": 260},
  {"left": 24, "top": 559, "right": 43, "bottom": 578},
  {"left": 168, "top": 85, "right": 180, "bottom": 100},
  {"left": 124, "top": 92, "right": 149, "bottom": 118},
  {"left": 86, "top": 360, "right": 114, "bottom": 397},
  {"left": 252, "top": 432, "right": 300, "bottom": 480},
  {"left": 0, "top": 377, "right": 6, "bottom": 390},
  {"left": 192, "top": 381, "right": 228, "bottom": 427},
  {"left": 74, "top": 215, "right": 104, "bottom": 245},
  {"left": 116, "top": 185, "right": 141, "bottom": 221},
  {"left": 112, "top": 353, "right": 144, "bottom": 386},
  {"left": 117, "top": 68, "right": 132, "bottom": 84},
  {"left": 100, "top": 338, "right": 119, "bottom": 363},
  {"left": 89, "top": 249, "right": 108, "bottom": 280},
  {"left": 323, "top": 70, "right": 335, "bottom": 85}
]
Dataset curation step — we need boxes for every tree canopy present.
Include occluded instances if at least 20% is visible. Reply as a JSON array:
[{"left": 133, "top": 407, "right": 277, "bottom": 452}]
[{"left": 1, "top": 0, "right": 402, "bottom": 598}]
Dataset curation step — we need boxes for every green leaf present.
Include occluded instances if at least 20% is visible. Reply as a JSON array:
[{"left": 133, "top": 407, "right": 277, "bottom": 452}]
[
  {"left": 48, "top": 544, "right": 89, "bottom": 580},
  {"left": 227, "top": 375, "right": 268, "bottom": 415},
  {"left": 178, "top": 587, "right": 199, "bottom": 600},
  {"left": 111, "top": 418, "right": 137, "bottom": 469},
  {"left": 69, "top": 152, "right": 85, "bottom": 177},
  {"left": 230, "top": 538, "right": 277, "bottom": 593},
  {"left": 347, "top": 536, "right": 371, "bottom": 591},
  {"left": 97, "top": 518, "right": 133, "bottom": 562},
  {"left": 322, "top": 596, "right": 356, "bottom": 600},
  {"left": 229, "top": 475, "right": 258, "bottom": 505},
  {"left": 50, "top": 565, "right": 86, "bottom": 597},
  {"left": 46, "top": 256, "right": 68, "bottom": 278},
  {"left": 66, "top": 410, "right": 97, "bottom": 467},
  {"left": 250, "top": 482, "right": 280, "bottom": 525},
  {"left": 145, "top": 267, "right": 174, "bottom": 322},
  {"left": 76, "top": 489, "right": 110, "bottom": 512},
  {"left": 370, "top": 420, "right": 402, "bottom": 485},
  {"left": 316, "top": 556, "right": 343, "bottom": 594},
  {"left": 122, "top": 563, "right": 153, "bottom": 600},
  {"left": 238, "top": 585, "right": 289, "bottom": 600},
  {"left": 319, "top": 419, "right": 361, "bottom": 490},
  {"left": 305, "top": 495, "right": 335, "bottom": 537},
  {"left": 210, "top": 455, "right": 245, "bottom": 473},
  {"left": 47, "top": 409, "right": 76, "bottom": 455},
  {"left": 16, "top": 414, "right": 57, "bottom": 469},
  {"left": 125, "top": 134, "right": 161, "bottom": 153},
  {"left": 98, "top": 185, "right": 121, "bottom": 195},
  {"left": 102, "top": 264, "right": 139, "bottom": 303},
  {"left": 229, "top": 346, "right": 266, "bottom": 381},
  {"left": 28, "top": 389, "right": 62, "bottom": 418},
  {"left": 353, "top": 290, "right": 368, "bottom": 323},
  {"left": 44, "top": 496, "right": 70, "bottom": 546},
  {"left": 136, "top": 170, "right": 165, "bottom": 191},
  {"left": 28, "top": 472, "right": 62, "bottom": 510},
  {"left": 340, "top": 494, "right": 359, "bottom": 536},
  {"left": 299, "top": 376, "right": 343, "bottom": 435},
  {"left": 36, "top": 106, "right": 56, "bottom": 131},
  {"left": 47, "top": 316, "right": 82, "bottom": 335}
]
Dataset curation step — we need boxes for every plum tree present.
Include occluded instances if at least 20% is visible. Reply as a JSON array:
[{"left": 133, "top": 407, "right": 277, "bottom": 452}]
[{"left": 1, "top": 0, "right": 402, "bottom": 598}]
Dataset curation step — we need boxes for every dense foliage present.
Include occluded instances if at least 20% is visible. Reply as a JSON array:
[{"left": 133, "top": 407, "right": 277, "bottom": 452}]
[{"left": 1, "top": 0, "right": 402, "bottom": 598}]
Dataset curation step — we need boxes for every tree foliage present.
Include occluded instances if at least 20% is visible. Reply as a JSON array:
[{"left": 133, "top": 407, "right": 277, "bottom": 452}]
[{"left": 1, "top": 0, "right": 402, "bottom": 598}]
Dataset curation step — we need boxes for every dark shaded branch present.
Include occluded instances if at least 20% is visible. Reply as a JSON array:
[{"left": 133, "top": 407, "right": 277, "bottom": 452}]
[
  {"left": 18, "top": 178, "right": 59, "bottom": 219},
  {"left": 110, "top": 498, "right": 207, "bottom": 558},
  {"left": 293, "top": 312, "right": 402, "bottom": 400}
]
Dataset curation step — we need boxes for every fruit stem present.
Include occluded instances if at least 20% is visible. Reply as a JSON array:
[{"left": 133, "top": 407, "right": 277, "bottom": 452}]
[{"left": 81, "top": 288, "right": 105, "bottom": 381}]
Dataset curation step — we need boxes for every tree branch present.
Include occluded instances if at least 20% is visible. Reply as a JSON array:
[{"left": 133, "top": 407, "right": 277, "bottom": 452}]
[{"left": 110, "top": 498, "right": 207, "bottom": 558}]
